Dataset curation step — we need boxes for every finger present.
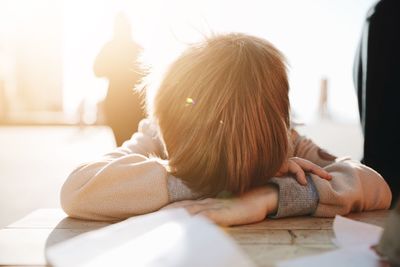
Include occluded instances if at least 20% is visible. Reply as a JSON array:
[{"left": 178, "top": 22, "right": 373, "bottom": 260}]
[
  {"left": 292, "top": 158, "right": 332, "bottom": 180},
  {"left": 309, "top": 166, "right": 332, "bottom": 180},
  {"left": 288, "top": 161, "right": 308, "bottom": 185}
]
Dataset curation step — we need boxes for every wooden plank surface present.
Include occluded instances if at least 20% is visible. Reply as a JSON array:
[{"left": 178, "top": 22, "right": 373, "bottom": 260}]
[
  {"left": 7, "top": 209, "right": 110, "bottom": 229},
  {"left": 0, "top": 209, "right": 390, "bottom": 267}
]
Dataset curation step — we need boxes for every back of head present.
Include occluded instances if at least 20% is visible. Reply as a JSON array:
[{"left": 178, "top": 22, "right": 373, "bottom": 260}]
[{"left": 153, "top": 33, "right": 290, "bottom": 196}]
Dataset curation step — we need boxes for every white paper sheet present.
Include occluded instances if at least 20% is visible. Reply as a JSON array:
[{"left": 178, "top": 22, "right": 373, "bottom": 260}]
[
  {"left": 277, "top": 215, "right": 384, "bottom": 267},
  {"left": 278, "top": 246, "right": 382, "bottom": 267},
  {"left": 46, "top": 209, "right": 255, "bottom": 267},
  {"left": 332, "top": 215, "right": 383, "bottom": 248}
]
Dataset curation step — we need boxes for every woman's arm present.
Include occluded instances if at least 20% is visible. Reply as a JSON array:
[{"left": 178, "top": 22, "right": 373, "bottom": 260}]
[
  {"left": 290, "top": 129, "right": 392, "bottom": 216},
  {"left": 166, "top": 131, "right": 392, "bottom": 226},
  {"left": 310, "top": 159, "right": 392, "bottom": 216},
  {"left": 166, "top": 161, "right": 391, "bottom": 226},
  {"left": 61, "top": 119, "right": 196, "bottom": 221}
]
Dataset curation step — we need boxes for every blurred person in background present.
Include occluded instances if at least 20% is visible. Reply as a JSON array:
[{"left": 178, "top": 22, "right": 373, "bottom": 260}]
[
  {"left": 94, "top": 12, "right": 145, "bottom": 146},
  {"left": 354, "top": 0, "right": 400, "bottom": 204}
]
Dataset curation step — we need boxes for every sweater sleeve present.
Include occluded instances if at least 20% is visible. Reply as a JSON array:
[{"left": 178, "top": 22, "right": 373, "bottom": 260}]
[
  {"left": 311, "top": 158, "right": 392, "bottom": 217},
  {"left": 60, "top": 119, "right": 196, "bottom": 221},
  {"left": 268, "top": 158, "right": 392, "bottom": 218},
  {"left": 291, "top": 129, "right": 392, "bottom": 217},
  {"left": 268, "top": 175, "right": 319, "bottom": 218}
]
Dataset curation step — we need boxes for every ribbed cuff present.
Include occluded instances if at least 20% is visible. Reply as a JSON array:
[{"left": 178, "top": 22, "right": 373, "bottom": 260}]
[
  {"left": 268, "top": 175, "right": 319, "bottom": 218},
  {"left": 167, "top": 175, "right": 200, "bottom": 202}
]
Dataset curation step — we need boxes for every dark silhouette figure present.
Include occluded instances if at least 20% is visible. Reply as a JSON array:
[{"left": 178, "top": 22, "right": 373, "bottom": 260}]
[
  {"left": 94, "top": 13, "right": 145, "bottom": 146},
  {"left": 354, "top": 0, "right": 400, "bottom": 204}
]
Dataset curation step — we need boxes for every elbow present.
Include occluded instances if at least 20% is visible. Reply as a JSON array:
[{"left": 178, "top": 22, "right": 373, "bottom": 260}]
[
  {"left": 59, "top": 170, "right": 93, "bottom": 220},
  {"left": 332, "top": 159, "right": 393, "bottom": 210},
  {"left": 377, "top": 175, "right": 392, "bottom": 210},
  {"left": 60, "top": 179, "right": 82, "bottom": 219},
  {"left": 60, "top": 187, "right": 114, "bottom": 221},
  {"left": 60, "top": 183, "right": 104, "bottom": 221},
  {"left": 60, "top": 172, "right": 119, "bottom": 222},
  {"left": 312, "top": 160, "right": 392, "bottom": 217},
  {"left": 361, "top": 164, "right": 392, "bottom": 210}
]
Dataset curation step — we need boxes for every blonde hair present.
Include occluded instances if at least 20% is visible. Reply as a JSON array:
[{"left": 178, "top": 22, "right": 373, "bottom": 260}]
[{"left": 152, "top": 33, "right": 290, "bottom": 196}]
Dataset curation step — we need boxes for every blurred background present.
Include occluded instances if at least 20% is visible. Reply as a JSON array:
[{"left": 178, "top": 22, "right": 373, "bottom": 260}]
[{"left": 0, "top": 0, "right": 376, "bottom": 227}]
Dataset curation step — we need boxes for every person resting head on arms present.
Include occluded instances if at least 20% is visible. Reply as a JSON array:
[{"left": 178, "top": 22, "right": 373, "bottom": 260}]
[{"left": 60, "top": 33, "right": 392, "bottom": 226}]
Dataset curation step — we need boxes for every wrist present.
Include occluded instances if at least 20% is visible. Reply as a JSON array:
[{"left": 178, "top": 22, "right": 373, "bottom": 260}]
[
  {"left": 241, "top": 185, "right": 278, "bottom": 218},
  {"left": 261, "top": 184, "right": 279, "bottom": 215}
]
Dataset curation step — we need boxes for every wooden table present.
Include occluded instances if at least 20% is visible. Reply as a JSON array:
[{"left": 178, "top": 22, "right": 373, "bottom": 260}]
[{"left": 0, "top": 209, "right": 389, "bottom": 267}]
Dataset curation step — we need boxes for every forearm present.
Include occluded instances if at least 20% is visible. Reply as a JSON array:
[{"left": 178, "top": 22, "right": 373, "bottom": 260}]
[
  {"left": 311, "top": 159, "right": 392, "bottom": 217},
  {"left": 61, "top": 156, "right": 171, "bottom": 221},
  {"left": 287, "top": 129, "right": 390, "bottom": 217},
  {"left": 267, "top": 158, "right": 392, "bottom": 219},
  {"left": 61, "top": 119, "right": 172, "bottom": 221}
]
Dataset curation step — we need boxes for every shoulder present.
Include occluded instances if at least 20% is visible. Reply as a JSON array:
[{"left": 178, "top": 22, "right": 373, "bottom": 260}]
[{"left": 133, "top": 118, "right": 167, "bottom": 159}]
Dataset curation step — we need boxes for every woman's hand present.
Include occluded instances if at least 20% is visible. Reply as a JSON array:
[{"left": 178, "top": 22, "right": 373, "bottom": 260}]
[
  {"left": 275, "top": 157, "right": 332, "bottom": 185},
  {"left": 162, "top": 185, "right": 278, "bottom": 226}
]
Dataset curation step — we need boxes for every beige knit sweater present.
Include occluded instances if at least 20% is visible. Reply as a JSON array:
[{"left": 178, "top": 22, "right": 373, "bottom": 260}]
[{"left": 60, "top": 119, "right": 392, "bottom": 221}]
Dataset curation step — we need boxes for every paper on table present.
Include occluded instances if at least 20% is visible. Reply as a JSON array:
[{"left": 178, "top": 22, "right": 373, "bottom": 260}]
[
  {"left": 277, "top": 215, "right": 384, "bottom": 267},
  {"left": 278, "top": 246, "right": 382, "bottom": 267},
  {"left": 332, "top": 215, "right": 383, "bottom": 248},
  {"left": 46, "top": 209, "right": 255, "bottom": 267}
]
